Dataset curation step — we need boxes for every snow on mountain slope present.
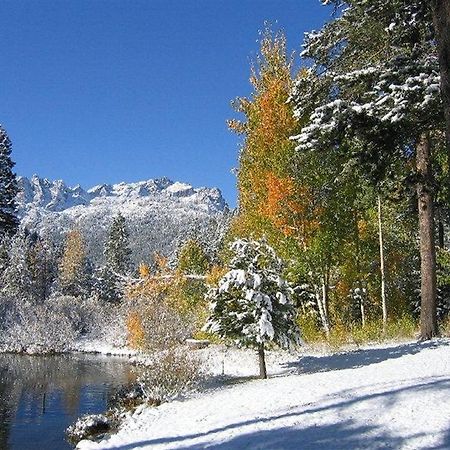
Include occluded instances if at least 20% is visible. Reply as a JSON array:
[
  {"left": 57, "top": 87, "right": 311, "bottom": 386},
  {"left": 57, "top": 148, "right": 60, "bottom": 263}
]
[
  {"left": 78, "top": 339, "right": 450, "bottom": 450},
  {"left": 17, "top": 175, "right": 226, "bottom": 213},
  {"left": 16, "top": 175, "right": 230, "bottom": 265}
]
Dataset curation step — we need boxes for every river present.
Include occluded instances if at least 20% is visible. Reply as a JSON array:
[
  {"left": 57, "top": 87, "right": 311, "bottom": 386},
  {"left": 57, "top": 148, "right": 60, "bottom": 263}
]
[{"left": 0, "top": 353, "right": 135, "bottom": 450}]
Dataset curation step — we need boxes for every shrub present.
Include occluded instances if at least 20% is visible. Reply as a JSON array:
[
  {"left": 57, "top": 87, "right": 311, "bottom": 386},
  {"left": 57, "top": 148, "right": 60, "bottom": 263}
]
[
  {"left": 297, "top": 315, "right": 325, "bottom": 343},
  {"left": 126, "top": 311, "right": 146, "bottom": 349},
  {"left": 298, "top": 314, "right": 418, "bottom": 350},
  {"left": 0, "top": 294, "right": 127, "bottom": 353},
  {"left": 441, "top": 316, "right": 450, "bottom": 337},
  {"left": 126, "top": 294, "right": 193, "bottom": 352},
  {"left": 137, "top": 348, "right": 202, "bottom": 403}
]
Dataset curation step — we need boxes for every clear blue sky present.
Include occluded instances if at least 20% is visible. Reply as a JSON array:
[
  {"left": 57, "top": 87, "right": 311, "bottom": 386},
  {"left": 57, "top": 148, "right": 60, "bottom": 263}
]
[{"left": 0, "top": 0, "right": 331, "bottom": 207}]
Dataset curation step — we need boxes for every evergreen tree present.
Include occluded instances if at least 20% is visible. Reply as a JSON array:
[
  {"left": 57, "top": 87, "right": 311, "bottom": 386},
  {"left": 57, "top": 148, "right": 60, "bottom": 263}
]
[
  {"left": 0, "top": 231, "right": 34, "bottom": 301},
  {"left": 204, "top": 239, "right": 300, "bottom": 379},
  {"left": 95, "top": 213, "right": 132, "bottom": 303},
  {"left": 430, "top": 0, "right": 450, "bottom": 167},
  {"left": 27, "top": 233, "right": 58, "bottom": 303},
  {"left": 92, "top": 265, "right": 120, "bottom": 303},
  {"left": 0, "top": 234, "right": 11, "bottom": 280},
  {"left": 104, "top": 213, "right": 131, "bottom": 275},
  {"left": 0, "top": 125, "right": 18, "bottom": 238}
]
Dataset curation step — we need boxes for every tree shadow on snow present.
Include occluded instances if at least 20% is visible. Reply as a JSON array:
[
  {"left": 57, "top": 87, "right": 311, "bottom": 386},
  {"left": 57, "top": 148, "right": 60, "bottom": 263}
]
[
  {"left": 431, "top": 425, "right": 450, "bottom": 449},
  {"left": 111, "top": 377, "right": 449, "bottom": 450},
  {"left": 177, "top": 420, "right": 409, "bottom": 449},
  {"left": 280, "top": 340, "right": 449, "bottom": 375},
  {"left": 198, "top": 374, "right": 261, "bottom": 393}
]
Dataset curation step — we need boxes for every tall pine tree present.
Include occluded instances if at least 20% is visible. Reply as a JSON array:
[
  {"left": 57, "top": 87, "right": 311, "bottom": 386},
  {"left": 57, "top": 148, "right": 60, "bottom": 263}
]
[
  {"left": 0, "top": 125, "right": 18, "bottom": 238},
  {"left": 104, "top": 213, "right": 132, "bottom": 275},
  {"left": 94, "top": 213, "right": 132, "bottom": 303}
]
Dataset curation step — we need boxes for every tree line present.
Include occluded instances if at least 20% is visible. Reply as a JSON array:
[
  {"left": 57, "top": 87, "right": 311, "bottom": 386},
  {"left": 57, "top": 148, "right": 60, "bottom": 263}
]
[
  {"left": 227, "top": 1, "right": 450, "bottom": 341},
  {"left": 1, "top": 1, "right": 450, "bottom": 366}
]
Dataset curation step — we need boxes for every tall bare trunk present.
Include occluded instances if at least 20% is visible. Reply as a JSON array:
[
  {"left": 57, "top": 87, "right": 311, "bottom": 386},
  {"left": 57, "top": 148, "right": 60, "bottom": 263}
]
[
  {"left": 322, "top": 273, "right": 329, "bottom": 321},
  {"left": 355, "top": 210, "right": 366, "bottom": 327},
  {"left": 314, "top": 283, "right": 330, "bottom": 337},
  {"left": 417, "top": 133, "right": 438, "bottom": 340},
  {"left": 360, "top": 294, "right": 366, "bottom": 328},
  {"left": 378, "top": 194, "right": 387, "bottom": 327},
  {"left": 258, "top": 343, "right": 267, "bottom": 379},
  {"left": 431, "top": 0, "right": 450, "bottom": 171}
]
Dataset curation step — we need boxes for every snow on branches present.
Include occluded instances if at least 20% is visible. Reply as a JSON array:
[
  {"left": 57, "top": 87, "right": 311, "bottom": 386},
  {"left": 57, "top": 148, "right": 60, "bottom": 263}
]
[
  {"left": 292, "top": 57, "right": 442, "bottom": 152},
  {"left": 204, "top": 239, "right": 300, "bottom": 349},
  {"left": 291, "top": 0, "right": 442, "bottom": 156}
]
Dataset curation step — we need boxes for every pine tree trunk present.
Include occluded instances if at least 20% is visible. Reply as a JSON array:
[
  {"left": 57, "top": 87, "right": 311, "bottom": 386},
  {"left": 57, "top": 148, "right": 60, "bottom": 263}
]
[
  {"left": 258, "top": 343, "right": 267, "bottom": 379},
  {"left": 417, "top": 133, "right": 438, "bottom": 340},
  {"left": 432, "top": 0, "right": 450, "bottom": 171},
  {"left": 378, "top": 194, "right": 388, "bottom": 327}
]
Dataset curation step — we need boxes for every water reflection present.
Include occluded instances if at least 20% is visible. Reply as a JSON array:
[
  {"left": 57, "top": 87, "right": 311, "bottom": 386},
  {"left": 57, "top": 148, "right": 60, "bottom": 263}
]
[{"left": 0, "top": 353, "right": 135, "bottom": 450}]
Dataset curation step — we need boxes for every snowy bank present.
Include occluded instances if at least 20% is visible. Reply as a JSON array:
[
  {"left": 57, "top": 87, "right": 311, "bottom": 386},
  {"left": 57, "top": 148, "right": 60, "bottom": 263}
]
[
  {"left": 71, "top": 338, "right": 139, "bottom": 358},
  {"left": 78, "top": 339, "right": 450, "bottom": 450}
]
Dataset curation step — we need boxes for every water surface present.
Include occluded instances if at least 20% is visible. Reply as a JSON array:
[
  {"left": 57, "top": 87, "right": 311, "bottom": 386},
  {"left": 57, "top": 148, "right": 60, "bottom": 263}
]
[{"left": 0, "top": 353, "right": 135, "bottom": 450}]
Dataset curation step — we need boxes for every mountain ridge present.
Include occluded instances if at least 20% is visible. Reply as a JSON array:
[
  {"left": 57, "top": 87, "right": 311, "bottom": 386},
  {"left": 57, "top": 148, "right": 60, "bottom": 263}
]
[
  {"left": 15, "top": 174, "right": 230, "bottom": 265},
  {"left": 16, "top": 174, "right": 227, "bottom": 214}
]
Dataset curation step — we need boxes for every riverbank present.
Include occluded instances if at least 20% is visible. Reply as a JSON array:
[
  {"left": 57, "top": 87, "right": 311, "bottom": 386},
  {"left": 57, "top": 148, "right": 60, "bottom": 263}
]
[
  {"left": 0, "top": 338, "right": 137, "bottom": 357},
  {"left": 77, "top": 338, "right": 450, "bottom": 449}
]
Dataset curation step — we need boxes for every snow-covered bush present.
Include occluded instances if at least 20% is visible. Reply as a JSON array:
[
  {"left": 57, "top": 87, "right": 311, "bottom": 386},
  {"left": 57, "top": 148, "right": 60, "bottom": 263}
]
[
  {"left": 0, "top": 294, "right": 127, "bottom": 353},
  {"left": 204, "top": 239, "right": 300, "bottom": 378},
  {"left": 126, "top": 294, "right": 194, "bottom": 351},
  {"left": 1, "top": 299, "right": 78, "bottom": 353},
  {"left": 137, "top": 348, "right": 202, "bottom": 403},
  {"left": 57, "top": 294, "right": 127, "bottom": 347},
  {"left": 66, "top": 413, "right": 112, "bottom": 444}
]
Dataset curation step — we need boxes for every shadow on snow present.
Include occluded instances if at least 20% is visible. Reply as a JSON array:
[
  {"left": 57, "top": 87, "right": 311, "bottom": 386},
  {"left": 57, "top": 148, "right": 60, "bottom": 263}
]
[
  {"left": 111, "top": 376, "right": 450, "bottom": 450},
  {"left": 280, "top": 339, "right": 450, "bottom": 376}
]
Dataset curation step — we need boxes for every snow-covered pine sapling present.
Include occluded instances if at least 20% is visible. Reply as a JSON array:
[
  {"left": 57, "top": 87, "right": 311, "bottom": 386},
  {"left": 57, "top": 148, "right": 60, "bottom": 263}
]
[{"left": 204, "top": 238, "right": 300, "bottom": 379}]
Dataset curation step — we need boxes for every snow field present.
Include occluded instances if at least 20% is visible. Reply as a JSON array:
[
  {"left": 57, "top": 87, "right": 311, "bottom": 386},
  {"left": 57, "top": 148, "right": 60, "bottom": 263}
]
[{"left": 78, "top": 339, "right": 450, "bottom": 449}]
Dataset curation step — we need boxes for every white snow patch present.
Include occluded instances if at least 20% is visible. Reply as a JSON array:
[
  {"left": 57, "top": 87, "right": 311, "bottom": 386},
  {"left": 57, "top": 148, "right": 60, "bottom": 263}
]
[{"left": 77, "top": 339, "right": 450, "bottom": 449}]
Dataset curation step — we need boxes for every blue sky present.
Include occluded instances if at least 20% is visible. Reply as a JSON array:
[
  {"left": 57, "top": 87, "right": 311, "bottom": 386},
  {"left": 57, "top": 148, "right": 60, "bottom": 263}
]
[{"left": 0, "top": 0, "right": 331, "bottom": 207}]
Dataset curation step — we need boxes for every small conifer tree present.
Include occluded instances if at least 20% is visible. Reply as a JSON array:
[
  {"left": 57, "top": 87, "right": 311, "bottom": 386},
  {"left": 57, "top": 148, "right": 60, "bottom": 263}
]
[{"left": 204, "top": 238, "right": 300, "bottom": 379}]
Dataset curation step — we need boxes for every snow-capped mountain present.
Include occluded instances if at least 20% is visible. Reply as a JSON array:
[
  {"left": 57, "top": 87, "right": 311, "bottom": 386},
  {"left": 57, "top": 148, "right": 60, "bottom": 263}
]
[
  {"left": 17, "top": 175, "right": 226, "bottom": 214},
  {"left": 16, "top": 175, "right": 230, "bottom": 265}
]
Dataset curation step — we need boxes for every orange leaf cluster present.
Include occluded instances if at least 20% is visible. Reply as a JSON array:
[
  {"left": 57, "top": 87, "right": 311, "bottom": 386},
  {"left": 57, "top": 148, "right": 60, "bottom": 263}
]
[
  {"left": 126, "top": 311, "right": 145, "bottom": 349},
  {"left": 263, "top": 172, "right": 321, "bottom": 245}
]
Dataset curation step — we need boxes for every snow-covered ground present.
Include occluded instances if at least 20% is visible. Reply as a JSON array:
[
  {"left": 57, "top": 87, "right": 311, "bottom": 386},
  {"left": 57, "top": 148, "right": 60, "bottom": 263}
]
[
  {"left": 77, "top": 339, "right": 450, "bottom": 449},
  {"left": 71, "top": 338, "right": 139, "bottom": 358}
]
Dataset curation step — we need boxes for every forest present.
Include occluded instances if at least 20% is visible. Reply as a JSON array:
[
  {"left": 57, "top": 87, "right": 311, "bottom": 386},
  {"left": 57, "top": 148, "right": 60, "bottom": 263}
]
[{"left": 0, "top": 1, "right": 450, "bottom": 361}]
